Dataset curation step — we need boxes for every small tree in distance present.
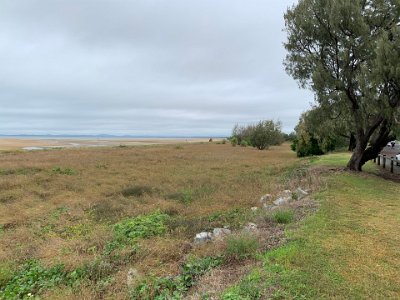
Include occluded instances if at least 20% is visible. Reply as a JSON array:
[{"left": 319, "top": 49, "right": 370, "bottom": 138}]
[{"left": 231, "top": 120, "right": 284, "bottom": 150}]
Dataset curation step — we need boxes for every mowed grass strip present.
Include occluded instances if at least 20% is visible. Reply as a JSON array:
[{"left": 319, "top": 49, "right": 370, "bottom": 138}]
[{"left": 225, "top": 154, "right": 400, "bottom": 299}]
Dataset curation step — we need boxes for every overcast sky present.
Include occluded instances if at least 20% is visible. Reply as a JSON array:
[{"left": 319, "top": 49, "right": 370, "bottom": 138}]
[{"left": 0, "top": 0, "right": 313, "bottom": 136}]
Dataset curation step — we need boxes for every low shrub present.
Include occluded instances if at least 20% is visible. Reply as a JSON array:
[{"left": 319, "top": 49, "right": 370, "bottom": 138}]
[{"left": 225, "top": 234, "right": 259, "bottom": 261}]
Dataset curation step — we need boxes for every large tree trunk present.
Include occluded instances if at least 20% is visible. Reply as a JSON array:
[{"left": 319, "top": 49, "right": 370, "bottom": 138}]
[
  {"left": 346, "top": 120, "right": 394, "bottom": 171},
  {"left": 348, "top": 133, "right": 356, "bottom": 151},
  {"left": 347, "top": 137, "right": 367, "bottom": 171}
]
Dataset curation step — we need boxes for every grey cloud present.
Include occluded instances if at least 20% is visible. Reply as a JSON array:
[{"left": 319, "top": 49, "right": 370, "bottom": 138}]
[{"left": 0, "top": 0, "right": 312, "bottom": 136}]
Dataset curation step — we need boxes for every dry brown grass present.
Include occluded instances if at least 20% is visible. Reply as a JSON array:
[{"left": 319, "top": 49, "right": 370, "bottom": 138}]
[{"left": 0, "top": 142, "right": 300, "bottom": 298}]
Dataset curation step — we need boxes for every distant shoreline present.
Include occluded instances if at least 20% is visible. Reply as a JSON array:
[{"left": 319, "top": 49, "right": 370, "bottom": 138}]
[{"left": 0, "top": 137, "right": 223, "bottom": 151}]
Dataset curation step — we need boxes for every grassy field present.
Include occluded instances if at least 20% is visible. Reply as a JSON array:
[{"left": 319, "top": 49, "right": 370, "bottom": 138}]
[{"left": 1, "top": 144, "right": 399, "bottom": 299}]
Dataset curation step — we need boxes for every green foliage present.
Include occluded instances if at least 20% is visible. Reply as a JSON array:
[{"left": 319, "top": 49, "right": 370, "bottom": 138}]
[
  {"left": 284, "top": 0, "right": 400, "bottom": 170},
  {"left": 250, "top": 120, "right": 284, "bottom": 150},
  {"left": 113, "top": 211, "right": 169, "bottom": 241},
  {"left": 130, "top": 256, "right": 222, "bottom": 299},
  {"left": 121, "top": 185, "right": 155, "bottom": 197},
  {"left": 273, "top": 210, "right": 294, "bottom": 224},
  {"left": 293, "top": 108, "right": 348, "bottom": 158},
  {"left": 240, "top": 140, "right": 249, "bottom": 147},
  {"left": 231, "top": 120, "right": 284, "bottom": 151},
  {"left": 230, "top": 137, "right": 238, "bottom": 147},
  {"left": 225, "top": 234, "right": 259, "bottom": 261},
  {"left": 0, "top": 260, "right": 66, "bottom": 299},
  {"left": 51, "top": 167, "right": 76, "bottom": 175}
]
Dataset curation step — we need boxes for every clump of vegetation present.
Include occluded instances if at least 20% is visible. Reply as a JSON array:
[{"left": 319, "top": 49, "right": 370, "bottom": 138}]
[
  {"left": 121, "top": 185, "right": 155, "bottom": 197},
  {"left": 273, "top": 210, "right": 294, "bottom": 224},
  {"left": 113, "top": 211, "right": 169, "bottom": 241},
  {"left": 130, "top": 256, "right": 222, "bottom": 299},
  {"left": 230, "top": 137, "right": 238, "bottom": 147},
  {"left": 231, "top": 120, "right": 284, "bottom": 150},
  {"left": 104, "top": 211, "right": 168, "bottom": 256},
  {"left": 0, "top": 260, "right": 66, "bottom": 299},
  {"left": 240, "top": 140, "right": 249, "bottom": 147},
  {"left": 225, "top": 234, "right": 259, "bottom": 261},
  {"left": 51, "top": 167, "right": 76, "bottom": 175}
]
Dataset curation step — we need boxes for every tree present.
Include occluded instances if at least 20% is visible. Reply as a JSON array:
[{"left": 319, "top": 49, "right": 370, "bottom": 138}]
[
  {"left": 284, "top": 0, "right": 400, "bottom": 171},
  {"left": 249, "top": 120, "right": 284, "bottom": 150},
  {"left": 231, "top": 120, "right": 284, "bottom": 150}
]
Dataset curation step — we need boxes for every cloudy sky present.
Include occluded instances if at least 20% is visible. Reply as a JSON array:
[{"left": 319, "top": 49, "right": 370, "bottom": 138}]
[{"left": 0, "top": 0, "right": 313, "bottom": 136}]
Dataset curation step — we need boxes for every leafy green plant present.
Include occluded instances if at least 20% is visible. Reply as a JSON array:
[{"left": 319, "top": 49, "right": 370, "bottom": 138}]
[
  {"left": 104, "top": 211, "right": 168, "bottom": 256},
  {"left": 114, "top": 211, "right": 169, "bottom": 241},
  {"left": 0, "top": 260, "right": 66, "bottom": 299},
  {"left": 225, "top": 234, "right": 259, "bottom": 261},
  {"left": 130, "top": 256, "right": 222, "bottom": 299},
  {"left": 273, "top": 210, "right": 294, "bottom": 224}
]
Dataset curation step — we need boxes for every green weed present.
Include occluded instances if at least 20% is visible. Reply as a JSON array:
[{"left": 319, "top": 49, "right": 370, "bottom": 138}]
[
  {"left": 0, "top": 260, "right": 66, "bottom": 299},
  {"left": 51, "top": 167, "right": 76, "bottom": 175},
  {"left": 272, "top": 210, "right": 294, "bottom": 224},
  {"left": 130, "top": 256, "right": 222, "bottom": 299}
]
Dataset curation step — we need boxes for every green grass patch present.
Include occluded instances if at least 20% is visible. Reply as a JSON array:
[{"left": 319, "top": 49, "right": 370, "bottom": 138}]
[
  {"left": 272, "top": 210, "right": 294, "bottom": 224},
  {"left": 225, "top": 234, "right": 259, "bottom": 261}
]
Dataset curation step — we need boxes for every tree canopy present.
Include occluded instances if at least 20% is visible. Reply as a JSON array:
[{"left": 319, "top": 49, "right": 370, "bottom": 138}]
[{"left": 284, "top": 0, "right": 400, "bottom": 170}]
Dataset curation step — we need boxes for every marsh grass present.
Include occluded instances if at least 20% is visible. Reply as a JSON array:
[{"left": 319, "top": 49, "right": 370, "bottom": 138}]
[{"left": 0, "top": 143, "right": 298, "bottom": 299}]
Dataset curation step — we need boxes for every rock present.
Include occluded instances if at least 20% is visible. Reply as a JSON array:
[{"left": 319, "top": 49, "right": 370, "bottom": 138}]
[
  {"left": 251, "top": 207, "right": 259, "bottom": 211},
  {"left": 273, "top": 197, "right": 289, "bottom": 206},
  {"left": 263, "top": 204, "right": 275, "bottom": 210},
  {"left": 127, "top": 268, "right": 139, "bottom": 286},
  {"left": 213, "top": 228, "right": 231, "bottom": 238},
  {"left": 243, "top": 222, "right": 258, "bottom": 231},
  {"left": 296, "top": 188, "right": 308, "bottom": 200},
  {"left": 259, "top": 194, "right": 271, "bottom": 204},
  {"left": 194, "top": 232, "right": 213, "bottom": 244}
]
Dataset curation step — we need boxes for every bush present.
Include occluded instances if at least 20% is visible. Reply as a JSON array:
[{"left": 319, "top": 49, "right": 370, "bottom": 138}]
[
  {"left": 225, "top": 234, "right": 259, "bottom": 261},
  {"left": 230, "top": 137, "right": 238, "bottom": 147},
  {"left": 250, "top": 120, "right": 284, "bottom": 150},
  {"left": 240, "top": 140, "right": 249, "bottom": 147},
  {"left": 231, "top": 120, "right": 284, "bottom": 151},
  {"left": 273, "top": 210, "right": 294, "bottom": 224}
]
